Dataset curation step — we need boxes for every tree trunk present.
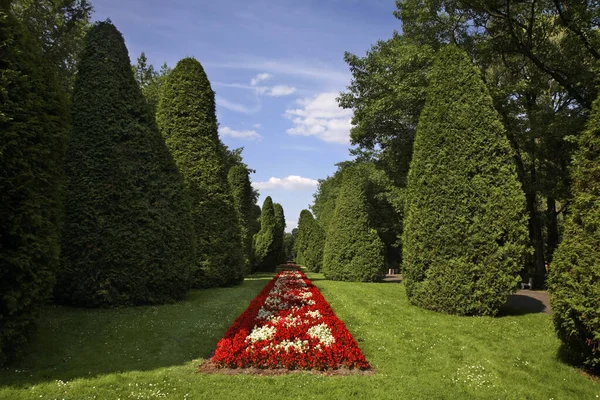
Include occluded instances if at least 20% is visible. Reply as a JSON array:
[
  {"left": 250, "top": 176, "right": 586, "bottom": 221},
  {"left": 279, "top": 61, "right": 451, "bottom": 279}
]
[{"left": 546, "top": 197, "right": 559, "bottom": 263}]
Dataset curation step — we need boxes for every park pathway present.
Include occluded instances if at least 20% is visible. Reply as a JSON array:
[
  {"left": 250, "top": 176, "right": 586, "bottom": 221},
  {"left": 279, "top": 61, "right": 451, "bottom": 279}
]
[{"left": 382, "top": 273, "right": 552, "bottom": 315}]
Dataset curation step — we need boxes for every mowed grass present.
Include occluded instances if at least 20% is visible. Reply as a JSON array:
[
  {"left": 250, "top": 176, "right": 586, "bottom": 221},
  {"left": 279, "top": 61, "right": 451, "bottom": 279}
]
[{"left": 1, "top": 271, "right": 598, "bottom": 400}]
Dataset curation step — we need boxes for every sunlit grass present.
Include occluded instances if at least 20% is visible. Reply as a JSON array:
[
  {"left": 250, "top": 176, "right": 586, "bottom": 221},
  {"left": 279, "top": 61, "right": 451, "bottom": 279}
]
[{"left": 0, "top": 271, "right": 598, "bottom": 399}]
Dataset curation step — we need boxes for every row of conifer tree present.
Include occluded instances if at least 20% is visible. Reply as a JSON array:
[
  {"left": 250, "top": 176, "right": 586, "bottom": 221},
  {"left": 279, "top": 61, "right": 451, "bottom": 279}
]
[
  {"left": 0, "top": 13, "right": 286, "bottom": 365},
  {"left": 293, "top": 46, "right": 599, "bottom": 373}
]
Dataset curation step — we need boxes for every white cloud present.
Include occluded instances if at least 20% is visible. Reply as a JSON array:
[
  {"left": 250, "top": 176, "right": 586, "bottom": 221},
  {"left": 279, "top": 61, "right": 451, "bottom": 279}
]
[
  {"left": 251, "top": 73, "right": 273, "bottom": 86},
  {"left": 216, "top": 97, "right": 260, "bottom": 114},
  {"left": 215, "top": 80, "right": 296, "bottom": 97},
  {"left": 253, "top": 175, "right": 319, "bottom": 191},
  {"left": 253, "top": 123, "right": 262, "bottom": 128},
  {"left": 220, "top": 126, "right": 262, "bottom": 140},
  {"left": 210, "top": 59, "right": 349, "bottom": 86},
  {"left": 284, "top": 92, "right": 353, "bottom": 144},
  {"left": 268, "top": 85, "right": 297, "bottom": 97},
  {"left": 286, "top": 219, "right": 298, "bottom": 231}
]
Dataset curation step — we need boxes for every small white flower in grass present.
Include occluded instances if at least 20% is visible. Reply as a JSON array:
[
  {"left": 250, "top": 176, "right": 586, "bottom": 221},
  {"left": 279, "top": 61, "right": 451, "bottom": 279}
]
[
  {"left": 307, "top": 323, "right": 335, "bottom": 346},
  {"left": 246, "top": 325, "right": 277, "bottom": 343}
]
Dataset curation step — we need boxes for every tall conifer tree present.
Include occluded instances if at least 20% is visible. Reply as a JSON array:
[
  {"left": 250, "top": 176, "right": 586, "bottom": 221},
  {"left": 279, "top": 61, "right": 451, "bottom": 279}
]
[
  {"left": 58, "top": 21, "right": 195, "bottom": 306},
  {"left": 273, "top": 203, "right": 286, "bottom": 265},
  {"left": 294, "top": 210, "right": 314, "bottom": 266},
  {"left": 548, "top": 90, "right": 600, "bottom": 372},
  {"left": 253, "top": 197, "right": 277, "bottom": 272},
  {"left": 157, "top": 57, "right": 244, "bottom": 287},
  {"left": 304, "top": 221, "right": 325, "bottom": 273},
  {"left": 0, "top": 1, "right": 69, "bottom": 364},
  {"left": 402, "top": 46, "right": 528, "bottom": 316},
  {"left": 228, "top": 165, "right": 255, "bottom": 275},
  {"left": 322, "top": 167, "right": 385, "bottom": 281}
]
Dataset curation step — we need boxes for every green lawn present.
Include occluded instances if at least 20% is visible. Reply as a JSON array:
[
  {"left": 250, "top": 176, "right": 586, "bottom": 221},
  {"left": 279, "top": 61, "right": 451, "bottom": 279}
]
[{"left": 0, "top": 272, "right": 598, "bottom": 399}]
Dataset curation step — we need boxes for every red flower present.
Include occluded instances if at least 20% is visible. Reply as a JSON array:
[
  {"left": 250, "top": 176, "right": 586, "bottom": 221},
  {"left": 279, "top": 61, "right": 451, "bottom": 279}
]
[{"left": 211, "top": 269, "right": 370, "bottom": 370}]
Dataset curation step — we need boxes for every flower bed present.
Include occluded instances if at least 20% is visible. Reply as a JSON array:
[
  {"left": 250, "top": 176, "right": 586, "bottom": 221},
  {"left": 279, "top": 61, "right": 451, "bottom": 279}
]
[{"left": 211, "top": 268, "right": 370, "bottom": 370}]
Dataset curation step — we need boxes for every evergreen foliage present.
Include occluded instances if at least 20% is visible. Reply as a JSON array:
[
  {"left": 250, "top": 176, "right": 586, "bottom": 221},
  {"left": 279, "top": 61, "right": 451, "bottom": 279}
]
[
  {"left": 157, "top": 57, "right": 244, "bottom": 287},
  {"left": 304, "top": 221, "right": 325, "bottom": 273},
  {"left": 253, "top": 197, "right": 278, "bottom": 272},
  {"left": 322, "top": 166, "right": 385, "bottom": 281},
  {"left": 57, "top": 21, "right": 195, "bottom": 307},
  {"left": 311, "top": 169, "right": 347, "bottom": 234},
  {"left": 294, "top": 210, "right": 314, "bottom": 266},
  {"left": 548, "top": 92, "right": 600, "bottom": 372},
  {"left": 273, "top": 203, "right": 286, "bottom": 265},
  {"left": 228, "top": 165, "right": 256, "bottom": 275},
  {"left": 283, "top": 232, "right": 295, "bottom": 262},
  {"left": 312, "top": 162, "right": 403, "bottom": 271},
  {"left": 402, "top": 46, "right": 529, "bottom": 316},
  {"left": 0, "top": 3, "right": 69, "bottom": 365}
]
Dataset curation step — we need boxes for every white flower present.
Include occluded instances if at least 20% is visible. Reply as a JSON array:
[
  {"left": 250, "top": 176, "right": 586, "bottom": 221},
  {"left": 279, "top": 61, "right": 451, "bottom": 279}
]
[
  {"left": 298, "top": 291, "right": 313, "bottom": 299},
  {"left": 256, "top": 307, "right": 275, "bottom": 320},
  {"left": 276, "top": 339, "right": 309, "bottom": 353},
  {"left": 307, "top": 323, "right": 335, "bottom": 346},
  {"left": 246, "top": 325, "right": 277, "bottom": 343}
]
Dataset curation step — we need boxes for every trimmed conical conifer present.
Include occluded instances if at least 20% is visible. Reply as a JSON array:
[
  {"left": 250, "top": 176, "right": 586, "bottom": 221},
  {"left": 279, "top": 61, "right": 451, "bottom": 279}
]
[
  {"left": 304, "top": 221, "right": 325, "bottom": 273},
  {"left": 157, "top": 57, "right": 244, "bottom": 287},
  {"left": 0, "top": 3, "right": 69, "bottom": 364},
  {"left": 273, "top": 203, "right": 286, "bottom": 265},
  {"left": 253, "top": 197, "right": 278, "bottom": 272},
  {"left": 322, "top": 166, "right": 385, "bottom": 281},
  {"left": 548, "top": 91, "right": 600, "bottom": 372},
  {"left": 57, "top": 21, "right": 195, "bottom": 307},
  {"left": 294, "top": 209, "right": 314, "bottom": 266},
  {"left": 228, "top": 165, "right": 255, "bottom": 275},
  {"left": 402, "top": 45, "right": 528, "bottom": 316}
]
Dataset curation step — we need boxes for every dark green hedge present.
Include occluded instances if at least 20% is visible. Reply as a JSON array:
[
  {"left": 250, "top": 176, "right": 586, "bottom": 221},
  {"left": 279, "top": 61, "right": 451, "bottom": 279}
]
[
  {"left": 294, "top": 209, "right": 314, "bottom": 266},
  {"left": 304, "top": 221, "right": 325, "bottom": 273},
  {"left": 322, "top": 166, "right": 385, "bottom": 281},
  {"left": 253, "top": 197, "right": 278, "bottom": 272},
  {"left": 273, "top": 203, "right": 286, "bottom": 265},
  {"left": 157, "top": 57, "right": 243, "bottom": 287},
  {"left": 0, "top": 5, "right": 69, "bottom": 365},
  {"left": 402, "top": 46, "right": 528, "bottom": 316},
  {"left": 228, "top": 165, "right": 256, "bottom": 275},
  {"left": 57, "top": 21, "right": 196, "bottom": 307},
  {"left": 548, "top": 90, "right": 600, "bottom": 373}
]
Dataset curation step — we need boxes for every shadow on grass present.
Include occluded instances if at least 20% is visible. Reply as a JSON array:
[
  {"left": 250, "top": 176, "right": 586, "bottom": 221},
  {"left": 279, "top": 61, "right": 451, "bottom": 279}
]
[
  {"left": 0, "top": 274, "right": 273, "bottom": 388},
  {"left": 499, "top": 293, "right": 547, "bottom": 316},
  {"left": 556, "top": 344, "right": 600, "bottom": 380}
]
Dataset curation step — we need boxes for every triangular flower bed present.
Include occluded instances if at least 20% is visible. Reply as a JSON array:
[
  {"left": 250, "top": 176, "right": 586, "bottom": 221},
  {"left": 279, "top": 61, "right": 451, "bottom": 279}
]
[{"left": 209, "top": 268, "right": 370, "bottom": 371}]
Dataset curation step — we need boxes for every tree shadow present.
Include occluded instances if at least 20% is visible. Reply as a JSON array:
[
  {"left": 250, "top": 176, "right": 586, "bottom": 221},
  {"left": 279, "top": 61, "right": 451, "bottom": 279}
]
[
  {"left": 0, "top": 276, "right": 271, "bottom": 388},
  {"left": 555, "top": 344, "right": 600, "bottom": 380},
  {"left": 499, "top": 293, "right": 548, "bottom": 316}
]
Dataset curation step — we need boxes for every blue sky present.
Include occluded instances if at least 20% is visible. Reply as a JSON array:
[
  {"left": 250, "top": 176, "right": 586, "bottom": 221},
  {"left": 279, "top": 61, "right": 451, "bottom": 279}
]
[{"left": 92, "top": 0, "right": 400, "bottom": 230}]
